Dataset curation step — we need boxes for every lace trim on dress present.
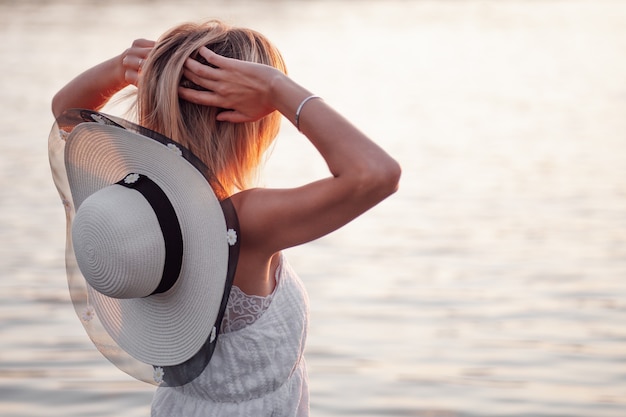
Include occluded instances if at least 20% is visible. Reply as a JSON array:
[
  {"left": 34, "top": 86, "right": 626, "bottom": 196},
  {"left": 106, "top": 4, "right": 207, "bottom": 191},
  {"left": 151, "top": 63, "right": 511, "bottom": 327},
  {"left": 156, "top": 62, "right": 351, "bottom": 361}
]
[{"left": 221, "top": 285, "right": 275, "bottom": 334}]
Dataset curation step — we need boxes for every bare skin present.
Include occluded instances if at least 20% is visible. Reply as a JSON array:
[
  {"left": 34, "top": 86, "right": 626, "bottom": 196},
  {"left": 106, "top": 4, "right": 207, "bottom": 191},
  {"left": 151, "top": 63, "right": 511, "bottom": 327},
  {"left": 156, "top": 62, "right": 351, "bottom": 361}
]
[
  {"left": 52, "top": 39, "right": 401, "bottom": 297},
  {"left": 52, "top": 39, "right": 155, "bottom": 116}
]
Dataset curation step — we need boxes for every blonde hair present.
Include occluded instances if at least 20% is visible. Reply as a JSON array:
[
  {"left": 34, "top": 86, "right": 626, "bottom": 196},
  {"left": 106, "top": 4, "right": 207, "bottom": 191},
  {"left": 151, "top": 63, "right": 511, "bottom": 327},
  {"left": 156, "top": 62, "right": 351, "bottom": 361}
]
[{"left": 137, "top": 20, "right": 286, "bottom": 195}]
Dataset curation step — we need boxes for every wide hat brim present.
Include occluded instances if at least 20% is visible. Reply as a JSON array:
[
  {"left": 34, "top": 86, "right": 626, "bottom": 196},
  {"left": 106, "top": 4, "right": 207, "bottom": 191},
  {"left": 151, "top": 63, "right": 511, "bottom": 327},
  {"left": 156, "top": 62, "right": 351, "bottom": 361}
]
[{"left": 49, "top": 109, "right": 239, "bottom": 386}]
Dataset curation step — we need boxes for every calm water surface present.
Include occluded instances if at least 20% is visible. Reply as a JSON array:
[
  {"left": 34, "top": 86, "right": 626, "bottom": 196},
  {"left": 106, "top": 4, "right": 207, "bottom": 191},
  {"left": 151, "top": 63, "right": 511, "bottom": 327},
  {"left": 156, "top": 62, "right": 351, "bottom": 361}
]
[{"left": 1, "top": 1, "right": 625, "bottom": 416}]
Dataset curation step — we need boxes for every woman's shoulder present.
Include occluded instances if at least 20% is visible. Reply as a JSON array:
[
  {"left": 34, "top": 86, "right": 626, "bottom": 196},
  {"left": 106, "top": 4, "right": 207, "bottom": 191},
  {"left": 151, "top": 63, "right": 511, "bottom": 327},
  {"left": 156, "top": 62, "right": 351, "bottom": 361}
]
[
  {"left": 228, "top": 187, "right": 278, "bottom": 247},
  {"left": 229, "top": 187, "right": 270, "bottom": 207}
]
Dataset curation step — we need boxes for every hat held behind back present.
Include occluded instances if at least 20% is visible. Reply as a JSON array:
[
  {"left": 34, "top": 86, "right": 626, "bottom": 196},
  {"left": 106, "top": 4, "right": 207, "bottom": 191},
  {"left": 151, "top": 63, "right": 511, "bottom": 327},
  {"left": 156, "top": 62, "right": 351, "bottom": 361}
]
[{"left": 50, "top": 109, "right": 240, "bottom": 386}]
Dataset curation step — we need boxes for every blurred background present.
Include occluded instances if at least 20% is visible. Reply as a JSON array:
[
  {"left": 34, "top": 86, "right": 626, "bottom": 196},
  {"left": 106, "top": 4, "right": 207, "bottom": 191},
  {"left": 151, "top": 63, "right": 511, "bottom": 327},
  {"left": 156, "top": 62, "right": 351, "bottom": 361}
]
[{"left": 1, "top": 0, "right": 625, "bottom": 416}]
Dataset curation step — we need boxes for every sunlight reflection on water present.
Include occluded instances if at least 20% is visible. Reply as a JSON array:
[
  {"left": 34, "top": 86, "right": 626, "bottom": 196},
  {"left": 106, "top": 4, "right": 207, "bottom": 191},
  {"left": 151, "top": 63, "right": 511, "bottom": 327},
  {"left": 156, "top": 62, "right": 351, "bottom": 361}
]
[{"left": 1, "top": 1, "right": 625, "bottom": 416}]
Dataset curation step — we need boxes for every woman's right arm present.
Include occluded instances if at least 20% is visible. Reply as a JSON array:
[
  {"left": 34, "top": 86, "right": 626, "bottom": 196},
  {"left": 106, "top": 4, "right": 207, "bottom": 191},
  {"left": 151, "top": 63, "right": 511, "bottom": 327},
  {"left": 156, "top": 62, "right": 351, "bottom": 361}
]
[
  {"left": 51, "top": 39, "right": 154, "bottom": 119},
  {"left": 179, "top": 47, "right": 401, "bottom": 255}
]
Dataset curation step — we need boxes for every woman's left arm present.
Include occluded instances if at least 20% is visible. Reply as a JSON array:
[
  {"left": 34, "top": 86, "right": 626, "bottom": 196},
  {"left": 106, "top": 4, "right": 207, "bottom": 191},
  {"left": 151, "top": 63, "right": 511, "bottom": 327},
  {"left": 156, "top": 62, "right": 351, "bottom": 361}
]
[{"left": 51, "top": 39, "right": 154, "bottom": 119}]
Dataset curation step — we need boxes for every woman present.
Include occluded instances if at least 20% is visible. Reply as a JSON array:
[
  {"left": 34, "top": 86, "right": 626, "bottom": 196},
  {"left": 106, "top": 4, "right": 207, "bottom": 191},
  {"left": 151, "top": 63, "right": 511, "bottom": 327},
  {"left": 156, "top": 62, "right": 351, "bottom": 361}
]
[{"left": 52, "top": 20, "right": 400, "bottom": 416}]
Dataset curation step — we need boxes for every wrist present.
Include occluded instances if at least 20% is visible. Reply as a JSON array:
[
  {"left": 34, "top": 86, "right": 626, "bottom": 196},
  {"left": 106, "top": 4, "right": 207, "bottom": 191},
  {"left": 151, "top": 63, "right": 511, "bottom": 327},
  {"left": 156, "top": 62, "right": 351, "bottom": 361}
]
[
  {"left": 267, "top": 71, "right": 289, "bottom": 105},
  {"left": 267, "top": 73, "right": 313, "bottom": 125}
]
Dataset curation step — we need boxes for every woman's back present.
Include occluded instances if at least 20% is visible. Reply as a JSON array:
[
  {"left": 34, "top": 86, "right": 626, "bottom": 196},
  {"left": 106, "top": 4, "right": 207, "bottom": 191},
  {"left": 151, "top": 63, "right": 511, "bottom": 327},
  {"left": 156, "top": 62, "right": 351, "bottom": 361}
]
[
  {"left": 51, "top": 18, "right": 400, "bottom": 417},
  {"left": 151, "top": 254, "right": 310, "bottom": 416}
]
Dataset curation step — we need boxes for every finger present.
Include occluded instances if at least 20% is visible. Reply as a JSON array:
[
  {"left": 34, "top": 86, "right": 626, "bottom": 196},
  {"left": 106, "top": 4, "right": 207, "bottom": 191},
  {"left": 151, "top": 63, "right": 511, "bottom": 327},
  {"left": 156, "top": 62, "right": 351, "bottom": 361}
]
[
  {"left": 124, "top": 41, "right": 154, "bottom": 65},
  {"left": 122, "top": 54, "right": 144, "bottom": 72},
  {"left": 181, "top": 68, "right": 219, "bottom": 92},
  {"left": 125, "top": 46, "right": 151, "bottom": 58},
  {"left": 122, "top": 53, "right": 131, "bottom": 66},
  {"left": 178, "top": 86, "right": 220, "bottom": 107},
  {"left": 132, "top": 38, "right": 156, "bottom": 48},
  {"left": 137, "top": 48, "right": 152, "bottom": 60},
  {"left": 125, "top": 69, "right": 139, "bottom": 86},
  {"left": 184, "top": 57, "right": 221, "bottom": 79},
  {"left": 197, "top": 46, "right": 230, "bottom": 69},
  {"left": 183, "top": 59, "right": 223, "bottom": 93},
  {"left": 216, "top": 110, "right": 253, "bottom": 124}
]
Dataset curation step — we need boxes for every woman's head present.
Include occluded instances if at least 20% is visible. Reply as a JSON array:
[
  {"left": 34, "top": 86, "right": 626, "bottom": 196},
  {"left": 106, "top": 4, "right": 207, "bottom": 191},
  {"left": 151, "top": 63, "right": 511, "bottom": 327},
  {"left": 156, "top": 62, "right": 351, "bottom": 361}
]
[{"left": 138, "top": 20, "right": 286, "bottom": 195}]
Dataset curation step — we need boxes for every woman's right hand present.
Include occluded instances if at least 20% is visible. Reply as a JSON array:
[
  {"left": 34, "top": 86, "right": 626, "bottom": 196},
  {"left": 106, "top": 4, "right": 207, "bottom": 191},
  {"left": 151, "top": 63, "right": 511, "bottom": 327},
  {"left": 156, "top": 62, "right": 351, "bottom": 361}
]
[
  {"left": 182, "top": 51, "right": 401, "bottom": 260},
  {"left": 177, "top": 41, "right": 400, "bottom": 293},
  {"left": 178, "top": 46, "right": 282, "bottom": 123}
]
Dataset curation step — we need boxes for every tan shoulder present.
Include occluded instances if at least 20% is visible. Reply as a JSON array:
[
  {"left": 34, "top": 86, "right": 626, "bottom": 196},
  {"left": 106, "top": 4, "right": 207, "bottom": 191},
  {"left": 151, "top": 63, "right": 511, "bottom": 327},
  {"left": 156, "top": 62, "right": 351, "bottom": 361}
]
[{"left": 228, "top": 188, "right": 271, "bottom": 250}]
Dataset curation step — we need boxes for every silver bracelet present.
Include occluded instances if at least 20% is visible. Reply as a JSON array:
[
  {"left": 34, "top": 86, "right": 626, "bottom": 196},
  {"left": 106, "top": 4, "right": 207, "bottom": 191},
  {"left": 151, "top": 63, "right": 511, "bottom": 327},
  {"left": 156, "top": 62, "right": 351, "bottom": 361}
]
[{"left": 295, "top": 95, "right": 321, "bottom": 131}]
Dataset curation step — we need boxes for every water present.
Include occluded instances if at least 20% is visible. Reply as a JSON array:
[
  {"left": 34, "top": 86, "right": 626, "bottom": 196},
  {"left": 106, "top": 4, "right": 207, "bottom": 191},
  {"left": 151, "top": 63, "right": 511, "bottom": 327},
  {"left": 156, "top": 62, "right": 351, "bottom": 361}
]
[{"left": 1, "top": 0, "right": 625, "bottom": 416}]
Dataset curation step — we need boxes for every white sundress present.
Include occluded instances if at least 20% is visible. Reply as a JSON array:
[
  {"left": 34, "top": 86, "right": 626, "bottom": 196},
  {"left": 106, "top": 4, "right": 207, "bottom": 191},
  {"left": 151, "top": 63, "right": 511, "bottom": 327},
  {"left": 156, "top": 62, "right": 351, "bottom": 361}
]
[{"left": 151, "top": 254, "right": 310, "bottom": 416}]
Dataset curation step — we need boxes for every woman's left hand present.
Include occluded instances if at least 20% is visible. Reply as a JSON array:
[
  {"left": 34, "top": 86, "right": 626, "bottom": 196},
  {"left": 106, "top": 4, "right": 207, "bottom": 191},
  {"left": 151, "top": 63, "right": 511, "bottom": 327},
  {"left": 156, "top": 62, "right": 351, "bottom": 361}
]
[
  {"left": 52, "top": 38, "right": 155, "bottom": 118},
  {"left": 121, "top": 38, "right": 156, "bottom": 86}
]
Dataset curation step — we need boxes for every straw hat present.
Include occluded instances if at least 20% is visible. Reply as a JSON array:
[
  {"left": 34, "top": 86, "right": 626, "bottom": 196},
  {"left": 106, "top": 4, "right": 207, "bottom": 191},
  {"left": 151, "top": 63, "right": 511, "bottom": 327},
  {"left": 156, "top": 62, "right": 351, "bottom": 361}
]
[{"left": 50, "top": 109, "right": 239, "bottom": 385}]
